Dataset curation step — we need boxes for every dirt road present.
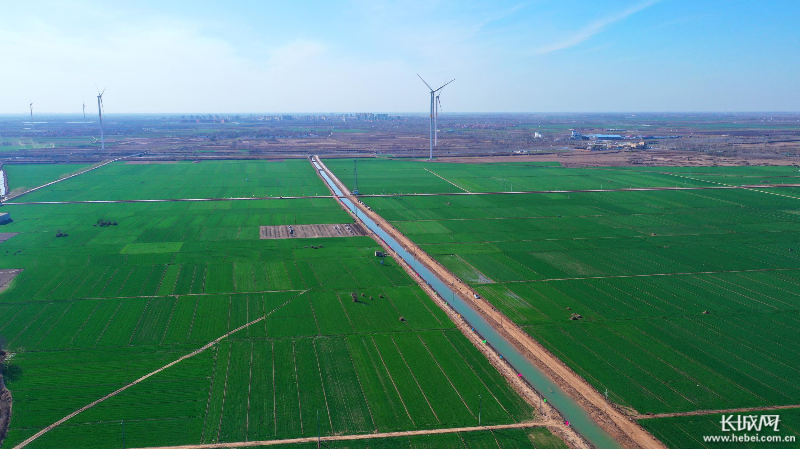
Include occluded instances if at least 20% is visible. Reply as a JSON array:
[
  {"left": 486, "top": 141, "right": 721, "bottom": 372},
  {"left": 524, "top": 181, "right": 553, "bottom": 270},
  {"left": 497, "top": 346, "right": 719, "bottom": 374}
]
[
  {"left": 148, "top": 420, "right": 551, "bottom": 449},
  {"left": 635, "top": 404, "right": 800, "bottom": 420},
  {"left": 356, "top": 183, "right": 800, "bottom": 198},
  {"left": 314, "top": 155, "right": 664, "bottom": 449}
]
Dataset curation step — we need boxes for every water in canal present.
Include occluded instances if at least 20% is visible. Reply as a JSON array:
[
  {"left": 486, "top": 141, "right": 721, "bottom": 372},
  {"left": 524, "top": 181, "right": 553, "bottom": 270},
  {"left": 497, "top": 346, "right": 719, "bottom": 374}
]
[{"left": 318, "top": 169, "right": 620, "bottom": 448}]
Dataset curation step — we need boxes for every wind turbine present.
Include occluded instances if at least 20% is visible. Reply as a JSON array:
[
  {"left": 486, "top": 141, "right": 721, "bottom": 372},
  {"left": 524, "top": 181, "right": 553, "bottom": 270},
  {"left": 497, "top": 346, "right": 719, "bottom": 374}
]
[
  {"left": 96, "top": 86, "right": 106, "bottom": 151},
  {"left": 82, "top": 101, "right": 86, "bottom": 128},
  {"left": 417, "top": 75, "right": 454, "bottom": 160},
  {"left": 29, "top": 102, "right": 34, "bottom": 130},
  {"left": 435, "top": 90, "right": 444, "bottom": 146}
]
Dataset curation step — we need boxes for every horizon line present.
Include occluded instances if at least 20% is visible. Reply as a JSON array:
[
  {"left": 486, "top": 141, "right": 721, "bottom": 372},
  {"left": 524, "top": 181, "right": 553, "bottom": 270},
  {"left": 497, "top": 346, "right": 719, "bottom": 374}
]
[{"left": 2, "top": 111, "right": 800, "bottom": 116}]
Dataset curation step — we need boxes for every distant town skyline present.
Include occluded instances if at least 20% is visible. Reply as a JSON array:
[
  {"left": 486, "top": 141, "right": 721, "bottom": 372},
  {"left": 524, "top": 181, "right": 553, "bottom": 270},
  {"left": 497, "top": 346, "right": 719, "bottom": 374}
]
[{"left": 2, "top": 0, "right": 799, "bottom": 114}]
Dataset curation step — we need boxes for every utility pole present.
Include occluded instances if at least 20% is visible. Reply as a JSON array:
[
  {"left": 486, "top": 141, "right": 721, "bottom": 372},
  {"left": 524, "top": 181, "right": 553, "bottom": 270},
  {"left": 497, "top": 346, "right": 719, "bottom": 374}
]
[
  {"left": 121, "top": 420, "right": 125, "bottom": 449},
  {"left": 478, "top": 394, "right": 482, "bottom": 426},
  {"left": 317, "top": 410, "right": 320, "bottom": 449},
  {"left": 353, "top": 159, "right": 359, "bottom": 195}
]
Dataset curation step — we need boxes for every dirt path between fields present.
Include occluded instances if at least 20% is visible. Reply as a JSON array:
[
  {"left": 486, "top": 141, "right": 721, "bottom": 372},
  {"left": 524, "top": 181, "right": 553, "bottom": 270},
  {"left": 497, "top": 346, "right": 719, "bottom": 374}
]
[
  {"left": 4, "top": 195, "right": 332, "bottom": 205},
  {"left": 151, "top": 420, "right": 551, "bottom": 449},
  {"left": 503, "top": 267, "right": 800, "bottom": 283},
  {"left": 12, "top": 291, "right": 306, "bottom": 449},
  {"left": 314, "top": 155, "right": 664, "bottom": 449},
  {"left": 423, "top": 167, "right": 471, "bottom": 192},
  {"left": 635, "top": 404, "right": 800, "bottom": 420},
  {"left": 356, "top": 183, "right": 800, "bottom": 197}
]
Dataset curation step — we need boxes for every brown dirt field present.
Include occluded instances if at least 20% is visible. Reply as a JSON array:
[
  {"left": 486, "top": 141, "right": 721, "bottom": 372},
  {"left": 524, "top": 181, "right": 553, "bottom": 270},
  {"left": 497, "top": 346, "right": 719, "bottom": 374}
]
[
  {"left": 315, "top": 155, "right": 664, "bottom": 449},
  {"left": 259, "top": 223, "right": 366, "bottom": 239},
  {"left": 0, "top": 269, "right": 22, "bottom": 295}
]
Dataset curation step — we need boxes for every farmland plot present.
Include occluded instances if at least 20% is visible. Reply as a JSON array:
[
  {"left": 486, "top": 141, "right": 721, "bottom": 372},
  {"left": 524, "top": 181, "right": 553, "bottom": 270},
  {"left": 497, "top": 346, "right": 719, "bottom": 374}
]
[
  {"left": 639, "top": 409, "right": 800, "bottom": 449},
  {"left": 0, "top": 161, "right": 544, "bottom": 449},
  {"left": 355, "top": 162, "right": 800, "bottom": 445}
]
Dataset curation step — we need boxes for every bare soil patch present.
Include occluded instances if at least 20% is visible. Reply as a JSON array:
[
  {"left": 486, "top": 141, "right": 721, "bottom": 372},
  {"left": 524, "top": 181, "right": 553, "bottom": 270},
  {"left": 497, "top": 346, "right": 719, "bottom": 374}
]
[
  {"left": 259, "top": 223, "right": 366, "bottom": 239},
  {"left": 0, "top": 269, "right": 21, "bottom": 294},
  {"left": 0, "top": 234, "right": 16, "bottom": 244}
]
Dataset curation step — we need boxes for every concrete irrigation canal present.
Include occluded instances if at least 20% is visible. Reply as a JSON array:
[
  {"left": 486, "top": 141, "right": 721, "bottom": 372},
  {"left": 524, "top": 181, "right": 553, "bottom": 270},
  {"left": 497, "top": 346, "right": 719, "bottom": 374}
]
[{"left": 312, "top": 157, "right": 625, "bottom": 449}]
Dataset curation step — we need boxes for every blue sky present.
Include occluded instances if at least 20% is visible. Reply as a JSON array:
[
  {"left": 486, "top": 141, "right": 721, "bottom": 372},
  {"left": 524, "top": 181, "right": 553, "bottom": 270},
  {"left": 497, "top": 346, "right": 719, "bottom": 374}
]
[{"left": 2, "top": 0, "right": 798, "bottom": 113}]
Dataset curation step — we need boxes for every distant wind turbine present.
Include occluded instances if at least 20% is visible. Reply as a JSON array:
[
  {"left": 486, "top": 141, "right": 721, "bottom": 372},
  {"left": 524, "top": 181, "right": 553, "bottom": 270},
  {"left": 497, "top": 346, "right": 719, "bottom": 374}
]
[
  {"left": 29, "top": 102, "right": 34, "bottom": 130},
  {"left": 96, "top": 86, "right": 106, "bottom": 151},
  {"left": 82, "top": 101, "right": 86, "bottom": 128},
  {"left": 417, "top": 75, "right": 454, "bottom": 160}
]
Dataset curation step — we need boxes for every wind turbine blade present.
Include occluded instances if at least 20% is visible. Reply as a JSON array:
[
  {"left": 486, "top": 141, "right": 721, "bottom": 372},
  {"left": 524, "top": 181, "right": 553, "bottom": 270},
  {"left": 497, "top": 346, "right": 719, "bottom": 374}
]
[
  {"left": 434, "top": 78, "right": 455, "bottom": 92},
  {"left": 417, "top": 74, "right": 433, "bottom": 91}
]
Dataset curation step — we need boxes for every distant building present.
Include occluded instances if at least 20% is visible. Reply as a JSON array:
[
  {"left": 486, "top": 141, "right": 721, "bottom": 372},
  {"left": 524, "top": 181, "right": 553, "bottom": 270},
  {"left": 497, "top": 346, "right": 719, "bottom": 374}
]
[
  {"left": 588, "top": 134, "right": 625, "bottom": 140},
  {"left": 570, "top": 130, "right": 587, "bottom": 140}
]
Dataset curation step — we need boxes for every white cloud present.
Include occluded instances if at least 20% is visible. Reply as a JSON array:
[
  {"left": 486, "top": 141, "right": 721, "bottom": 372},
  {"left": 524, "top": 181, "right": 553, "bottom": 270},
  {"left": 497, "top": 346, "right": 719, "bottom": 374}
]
[
  {"left": 0, "top": 15, "right": 418, "bottom": 113},
  {"left": 535, "top": 0, "right": 660, "bottom": 54}
]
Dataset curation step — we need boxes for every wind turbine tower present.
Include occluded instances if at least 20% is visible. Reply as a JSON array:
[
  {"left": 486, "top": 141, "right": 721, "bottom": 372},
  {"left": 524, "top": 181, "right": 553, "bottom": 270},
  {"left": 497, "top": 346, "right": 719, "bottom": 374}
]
[
  {"left": 29, "top": 102, "right": 34, "bottom": 131},
  {"left": 96, "top": 87, "right": 106, "bottom": 151},
  {"left": 82, "top": 101, "right": 87, "bottom": 128},
  {"left": 417, "top": 75, "right": 454, "bottom": 160}
]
